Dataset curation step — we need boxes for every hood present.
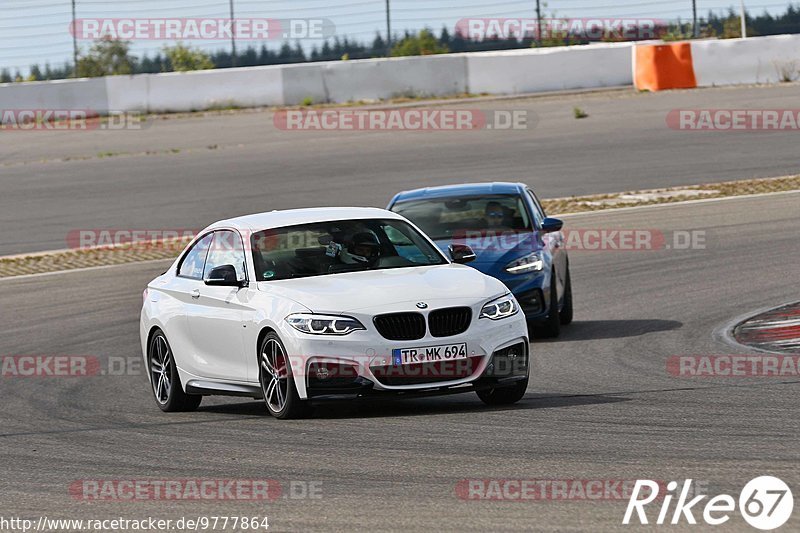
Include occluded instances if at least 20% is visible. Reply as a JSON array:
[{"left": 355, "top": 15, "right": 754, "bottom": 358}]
[
  {"left": 433, "top": 232, "right": 543, "bottom": 274},
  {"left": 257, "top": 264, "right": 506, "bottom": 314}
]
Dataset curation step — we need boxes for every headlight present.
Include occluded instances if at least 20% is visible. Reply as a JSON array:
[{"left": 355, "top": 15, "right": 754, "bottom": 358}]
[
  {"left": 285, "top": 314, "right": 365, "bottom": 335},
  {"left": 480, "top": 294, "right": 519, "bottom": 320},
  {"left": 505, "top": 251, "right": 544, "bottom": 274}
]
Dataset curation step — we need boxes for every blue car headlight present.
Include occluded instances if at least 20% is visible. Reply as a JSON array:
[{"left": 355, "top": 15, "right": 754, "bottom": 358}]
[
  {"left": 286, "top": 314, "right": 365, "bottom": 335},
  {"left": 480, "top": 294, "right": 519, "bottom": 320},
  {"left": 505, "top": 251, "right": 545, "bottom": 274}
]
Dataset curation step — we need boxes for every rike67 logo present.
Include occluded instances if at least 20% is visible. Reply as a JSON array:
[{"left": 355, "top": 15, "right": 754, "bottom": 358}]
[{"left": 623, "top": 477, "right": 793, "bottom": 530}]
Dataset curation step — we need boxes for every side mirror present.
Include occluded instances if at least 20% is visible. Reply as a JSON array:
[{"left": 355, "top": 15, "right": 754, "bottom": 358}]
[
  {"left": 540, "top": 217, "right": 564, "bottom": 234},
  {"left": 205, "top": 265, "right": 244, "bottom": 287},
  {"left": 448, "top": 244, "right": 477, "bottom": 264}
]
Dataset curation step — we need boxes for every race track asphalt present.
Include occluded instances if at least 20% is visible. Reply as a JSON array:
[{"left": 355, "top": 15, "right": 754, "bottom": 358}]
[{"left": 1, "top": 192, "right": 798, "bottom": 531}]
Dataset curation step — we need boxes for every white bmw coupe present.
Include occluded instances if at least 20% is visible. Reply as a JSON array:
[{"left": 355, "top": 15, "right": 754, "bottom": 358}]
[{"left": 140, "top": 207, "right": 530, "bottom": 419}]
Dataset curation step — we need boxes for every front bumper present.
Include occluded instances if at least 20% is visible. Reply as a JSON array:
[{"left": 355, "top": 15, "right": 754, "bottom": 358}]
[
  {"left": 305, "top": 341, "right": 529, "bottom": 401},
  {"left": 279, "top": 307, "right": 529, "bottom": 400}
]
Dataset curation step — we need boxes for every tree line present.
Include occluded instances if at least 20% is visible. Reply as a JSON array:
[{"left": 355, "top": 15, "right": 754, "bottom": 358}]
[{"left": 2, "top": 4, "right": 799, "bottom": 83}]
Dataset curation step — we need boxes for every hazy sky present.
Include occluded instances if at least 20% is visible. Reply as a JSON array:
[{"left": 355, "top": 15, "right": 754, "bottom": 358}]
[{"left": 0, "top": 0, "right": 793, "bottom": 74}]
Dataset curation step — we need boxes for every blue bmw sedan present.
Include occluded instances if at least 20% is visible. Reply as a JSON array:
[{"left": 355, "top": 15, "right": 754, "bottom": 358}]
[{"left": 388, "top": 182, "right": 572, "bottom": 337}]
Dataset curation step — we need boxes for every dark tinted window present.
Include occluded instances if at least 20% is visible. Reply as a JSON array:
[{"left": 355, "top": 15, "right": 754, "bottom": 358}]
[
  {"left": 391, "top": 195, "right": 531, "bottom": 240},
  {"left": 251, "top": 219, "right": 446, "bottom": 281}
]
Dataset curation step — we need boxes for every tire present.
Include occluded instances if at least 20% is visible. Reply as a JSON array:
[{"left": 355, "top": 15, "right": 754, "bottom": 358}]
[
  {"left": 559, "top": 264, "right": 574, "bottom": 325},
  {"left": 258, "top": 332, "right": 312, "bottom": 420},
  {"left": 476, "top": 373, "right": 529, "bottom": 406},
  {"left": 532, "top": 272, "right": 561, "bottom": 338},
  {"left": 148, "top": 330, "right": 202, "bottom": 412}
]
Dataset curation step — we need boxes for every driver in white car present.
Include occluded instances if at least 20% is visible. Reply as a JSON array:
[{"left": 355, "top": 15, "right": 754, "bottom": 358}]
[{"left": 335, "top": 231, "right": 382, "bottom": 271}]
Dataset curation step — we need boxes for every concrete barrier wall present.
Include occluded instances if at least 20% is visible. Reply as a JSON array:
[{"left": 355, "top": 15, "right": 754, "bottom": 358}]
[
  {"left": 4, "top": 35, "right": 799, "bottom": 114},
  {"left": 142, "top": 66, "right": 284, "bottom": 112},
  {"left": 106, "top": 66, "right": 284, "bottom": 112},
  {"left": 691, "top": 34, "right": 800, "bottom": 86},
  {"left": 280, "top": 63, "right": 329, "bottom": 105},
  {"left": 466, "top": 42, "right": 634, "bottom": 94},
  {"left": 0, "top": 77, "right": 108, "bottom": 112},
  {"left": 281, "top": 54, "right": 468, "bottom": 105},
  {"left": 0, "top": 44, "right": 629, "bottom": 114},
  {"left": 322, "top": 55, "right": 468, "bottom": 103},
  {"left": 104, "top": 76, "right": 149, "bottom": 112}
]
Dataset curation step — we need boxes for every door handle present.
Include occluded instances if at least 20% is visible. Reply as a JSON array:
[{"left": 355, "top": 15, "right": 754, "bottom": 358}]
[{"left": 191, "top": 288, "right": 200, "bottom": 299}]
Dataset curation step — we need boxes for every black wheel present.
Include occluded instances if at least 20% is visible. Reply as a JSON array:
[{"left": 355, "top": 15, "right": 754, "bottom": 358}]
[
  {"left": 476, "top": 372, "right": 529, "bottom": 406},
  {"left": 559, "top": 265, "right": 574, "bottom": 325},
  {"left": 532, "top": 272, "right": 561, "bottom": 338},
  {"left": 148, "top": 330, "right": 202, "bottom": 412},
  {"left": 258, "top": 332, "right": 312, "bottom": 420}
]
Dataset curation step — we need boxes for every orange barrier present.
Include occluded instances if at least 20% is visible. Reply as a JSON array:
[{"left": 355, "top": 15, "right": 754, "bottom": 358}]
[{"left": 634, "top": 42, "right": 697, "bottom": 91}]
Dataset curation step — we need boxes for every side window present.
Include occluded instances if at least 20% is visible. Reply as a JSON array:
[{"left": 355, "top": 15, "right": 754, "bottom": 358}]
[
  {"left": 384, "top": 225, "right": 413, "bottom": 246},
  {"left": 204, "top": 230, "right": 247, "bottom": 281},
  {"left": 526, "top": 190, "right": 545, "bottom": 229},
  {"left": 178, "top": 233, "right": 213, "bottom": 280}
]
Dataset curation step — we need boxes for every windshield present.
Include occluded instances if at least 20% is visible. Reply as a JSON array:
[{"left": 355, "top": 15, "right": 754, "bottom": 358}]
[
  {"left": 251, "top": 218, "right": 447, "bottom": 281},
  {"left": 391, "top": 195, "right": 532, "bottom": 240}
]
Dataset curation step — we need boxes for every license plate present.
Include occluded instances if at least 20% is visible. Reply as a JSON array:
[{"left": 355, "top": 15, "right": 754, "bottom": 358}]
[{"left": 392, "top": 343, "right": 468, "bottom": 366}]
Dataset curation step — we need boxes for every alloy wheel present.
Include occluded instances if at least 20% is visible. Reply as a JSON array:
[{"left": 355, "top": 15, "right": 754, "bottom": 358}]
[
  {"left": 150, "top": 335, "right": 172, "bottom": 405},
  {"left": 260, "top": 339, "right": 289, "bottom": 413}
]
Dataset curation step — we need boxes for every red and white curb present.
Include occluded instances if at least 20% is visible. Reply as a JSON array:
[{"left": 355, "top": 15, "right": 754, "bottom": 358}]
[{"left": 733, "top": 302, "right": 800, "bottom": 354}]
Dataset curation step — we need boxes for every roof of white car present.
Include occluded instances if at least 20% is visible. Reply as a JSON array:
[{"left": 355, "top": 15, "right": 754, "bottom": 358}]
[{"left": 210, "top": 207, "right": 405, "bottom": 232}]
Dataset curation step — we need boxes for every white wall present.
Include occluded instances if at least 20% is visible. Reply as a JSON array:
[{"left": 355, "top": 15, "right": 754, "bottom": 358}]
[
  {"left": 280, "top": 55, "right": 468, "bottom": 105},
  {"left": 466, "top": 42, "right": 634, "bottom": 94},
  {"left": 322, "top": 55, "right": 468, "bottom": 103},
  {"left": 692, "top": 34, "right": 800, "bottom": 86},
  {"left": 0, "top": 77, "right": 108, "bottom": 112},
  {"left": 5, "top": 35, "right": 799, "bottom": 115},
  {"left": 141, "top": 66, "right": 284, "bottom": 112},
  {"left": 280, "top": 63, "right": 328, "bottom": 105},
  {"left": 105, "top": 75, "right": 149, "bottom": 112},
  {"left": 106, "top": 66, "right": 284, "bottom": 112}
]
